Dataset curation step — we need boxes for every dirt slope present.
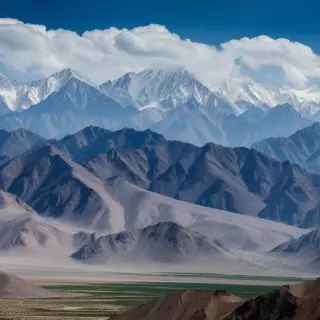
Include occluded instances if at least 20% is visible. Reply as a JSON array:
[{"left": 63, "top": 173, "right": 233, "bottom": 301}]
[
  {"left": 0, "top": 271, "right": 58, "bottom": 298},
  {"left": 110, "top": 289, "right": 245, "bottom": 320}
]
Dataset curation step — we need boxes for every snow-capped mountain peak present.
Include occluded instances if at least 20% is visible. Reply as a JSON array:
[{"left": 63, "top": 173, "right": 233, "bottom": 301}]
[
  {"left": 111, "top": 67, "right": 198, "bottom": 100},
  {"left": 40, "top": 68, "right": 97, "bottom": 88},
  {"left": 212, "top": 78, "right": 320, "bottom": 117},
  {"left": 101, "top": 67, "right": 240, "bottom": 114},
  {"left": 0, "top": 68, "right": 96, "bottom": 112}
]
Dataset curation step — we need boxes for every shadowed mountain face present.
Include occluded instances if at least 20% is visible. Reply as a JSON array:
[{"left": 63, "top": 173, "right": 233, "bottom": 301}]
[
  {"left": 0, "top": 77, "right": 139, "bottom": 138},
  {"left": 0, "top": 128, "right": 46, "bottom": 158},
  {"left": 71, "top": 221, "right": 228, "bottom": 264},
  {"left": 110, "top": 279, "right": 320, "bottom": 320},
  {"left": 252, "top": 122, "right": 320, "bottom": 174},
  {"left": 0, "top": 126, "right": 319, "bottom": 226},
  {"left": 0, "top": 139, "right": 305, "bottom": 253},
  {"left": 272, "top": 228, "right": 320, "bottom": 267},
  {"left": 0, "top": 145, "right": 125, "bottom": 232},
  {"left": 59, "top": 127, "right": 320, "bottom": 226},
  {"left": 54, "top": 126, "right": 167, "bottom": 163}
]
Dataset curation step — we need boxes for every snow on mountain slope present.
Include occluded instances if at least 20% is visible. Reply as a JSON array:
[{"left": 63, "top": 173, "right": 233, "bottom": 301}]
[
  {"left": 0, "top": 76, "right": 138, "bottom": 138},
  {"left": 101, "top": 68, "right": 240, "bottom": 114},
  {"left": 0, "top": 68, "right": 97, "bottom": 112},
  {"left": 214, "top": 78, "right": 320, "bottom": 117},
  {"left": 71, "top": 221, "right": 229, "bottom": 264},
  {"left": 102, "top": 68, "right": 320, "bottom": 117},
  {"left": 2, "top": 67, "right": 320, "bottom": 119}
]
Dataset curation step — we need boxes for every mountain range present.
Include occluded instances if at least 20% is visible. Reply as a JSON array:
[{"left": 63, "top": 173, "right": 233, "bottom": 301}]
[
  {"left": 0, "top": 140, "right": 307, "bottom": 251},
  {"left": 1, "top": 123, "right": 320, "bottom": 273},
  {"left": 57, "top": 126, "right": 320, "bottom": 227},
  {"left": 71, "top": 221, "right": 229, "bottom": 264},
  {"left": 0, "top": 68, "right": 318, "bottom": 146},
  {"left": 252, "top": 122, "right": 320, "bottom": 174},
  {"left": 0, "top": 126, "right": 320, "bottom": 228}
]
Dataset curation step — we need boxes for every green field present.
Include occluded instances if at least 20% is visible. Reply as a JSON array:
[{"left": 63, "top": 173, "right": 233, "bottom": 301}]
[
  {"left": 159, "top": 272, "right": 311, "bottom": 282},
  {"left": 0, "top": 281, "right": 281, "bottom": 319}
]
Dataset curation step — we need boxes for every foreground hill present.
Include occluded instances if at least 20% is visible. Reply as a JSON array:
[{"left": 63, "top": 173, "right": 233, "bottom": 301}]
[
  {"left": 0, "top": 271, "right": 57, "bottom": 298},
  {"left": 110, "top": 289, "right": 245, "bottom": 320},
  {"left": 111, "top": 278, "right": 320, "bottom": 320}
]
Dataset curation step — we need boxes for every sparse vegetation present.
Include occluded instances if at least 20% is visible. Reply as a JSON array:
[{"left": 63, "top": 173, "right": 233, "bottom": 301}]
[{"left": 0, "top": 281, "right": 280, "bottom": 319}]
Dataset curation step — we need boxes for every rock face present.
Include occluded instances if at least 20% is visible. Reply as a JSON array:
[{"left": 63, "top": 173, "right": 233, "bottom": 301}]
[
  {"left": 110, "top": 279, "right": 320, "bottom": 320},
  {"left": 109, "top": 289, "right": 245, "bottom": 320},
  {"left": 226, "top": 279, "right": 320, "bottom": 320},
  {"left": 0, "top": 271, "right": 58, "bottom": 298},
  {"left": 224, "top": 286, "right": 298, "bottom": 320}
]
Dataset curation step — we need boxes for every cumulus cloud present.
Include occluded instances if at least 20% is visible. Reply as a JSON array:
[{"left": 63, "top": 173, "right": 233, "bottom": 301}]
[{"left": 0, "top": 18, "right": 320, "bottom": 87}]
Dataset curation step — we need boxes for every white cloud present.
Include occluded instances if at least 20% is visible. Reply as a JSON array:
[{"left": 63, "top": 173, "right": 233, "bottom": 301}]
[
  {"left": 0, "top": 18, "right": 21, "bottom": 25},
  {"left": 0, "top": 18, "right": 319, "bottom": 87}
]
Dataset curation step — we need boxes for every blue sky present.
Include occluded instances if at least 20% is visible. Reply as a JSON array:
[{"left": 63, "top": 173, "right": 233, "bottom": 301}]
[
  {"left": 0, "top": 0, "right": 319, "bottom": 87},
  {"left": 1, "top": 0, "right": 319, "bottom": 50}
]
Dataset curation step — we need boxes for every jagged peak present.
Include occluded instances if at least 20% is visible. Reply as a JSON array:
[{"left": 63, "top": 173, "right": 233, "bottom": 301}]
[
  {"left": 72, "top": 125, "right": 111, "bottom": 137},
  {"left": 110, "top": 67, "right": 198, "bottom": 88},
  {"left": 28, "top": 68, "right": 97, "bottom": 88}
]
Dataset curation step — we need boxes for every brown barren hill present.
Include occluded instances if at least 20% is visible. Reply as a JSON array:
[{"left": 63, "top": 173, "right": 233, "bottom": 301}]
[
  {"left": 0, "top": 271, "right": 58, "bottom": 299},
  {"left": 290, "top": 278, "right": 320, "bottom": 320},
  {"left": 109, "top": 289, "right": 245, "bottom": 320},
  {"left": 111, "top": 279, "right": 320, "bottom": 320},
  {"left": 224, "top": 278, "right": 320, "bottom": 320}
]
